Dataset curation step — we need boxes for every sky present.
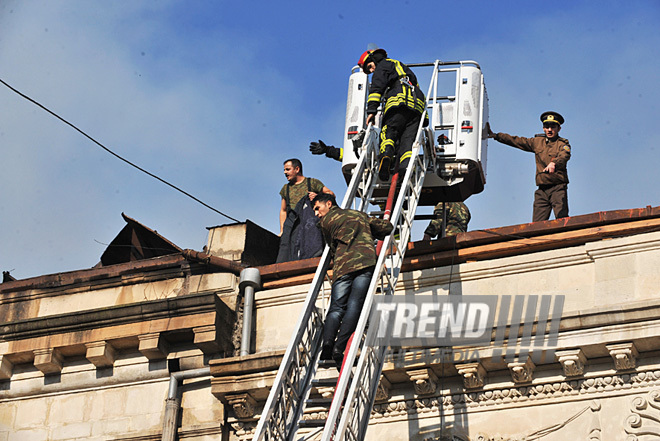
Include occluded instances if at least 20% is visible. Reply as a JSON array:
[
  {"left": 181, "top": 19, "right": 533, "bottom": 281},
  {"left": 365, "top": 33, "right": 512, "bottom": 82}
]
[{"left": 1, "top": 0, "right": 658, "bottom": 280}]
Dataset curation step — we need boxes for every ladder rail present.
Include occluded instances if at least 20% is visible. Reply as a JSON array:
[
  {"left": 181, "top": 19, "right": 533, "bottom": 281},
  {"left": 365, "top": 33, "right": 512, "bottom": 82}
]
[
  {"left": 330, "top": 137, "right": 430, "bottom": 441},
  {"left": 252, "top": 124, "right": 380, "bottom": 441},
  {"left": 320, "top": 132, "right": 430, "bottom": 441},
  {"left": 256, "top": 58, "right": 453, "bottom": 441},
  {"left": 323, "top": 62, "right": 440, "bottom": 441}
]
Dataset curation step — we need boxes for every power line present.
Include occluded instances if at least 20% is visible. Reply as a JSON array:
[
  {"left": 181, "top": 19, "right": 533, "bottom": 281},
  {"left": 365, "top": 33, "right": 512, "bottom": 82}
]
[{"left": 0, "top": 77, "right": 241, "bottom": 223}]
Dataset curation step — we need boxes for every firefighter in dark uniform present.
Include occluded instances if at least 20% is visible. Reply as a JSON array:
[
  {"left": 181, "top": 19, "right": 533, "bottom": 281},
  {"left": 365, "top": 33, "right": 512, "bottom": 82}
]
[
  {"left": 487, "top": 111, "right": 571, "bottom": 222},
  {"left": 357, "top": 48, "right": 427, "bottom": 181}
]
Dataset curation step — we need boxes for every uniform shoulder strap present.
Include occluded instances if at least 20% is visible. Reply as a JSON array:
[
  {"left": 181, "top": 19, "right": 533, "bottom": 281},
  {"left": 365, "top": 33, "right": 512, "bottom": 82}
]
[{"left": 284, "top": 184, "right": 290, "bottom": 211}]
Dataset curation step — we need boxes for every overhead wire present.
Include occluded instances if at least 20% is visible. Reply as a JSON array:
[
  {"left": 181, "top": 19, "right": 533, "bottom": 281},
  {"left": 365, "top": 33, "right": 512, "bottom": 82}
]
[{"left": 0, "top": 77, "right": 241, "bottom": 223}]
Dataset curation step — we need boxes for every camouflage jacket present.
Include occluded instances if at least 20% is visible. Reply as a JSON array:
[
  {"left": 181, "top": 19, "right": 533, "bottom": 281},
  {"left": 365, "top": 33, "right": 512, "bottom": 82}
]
[
  {"left": 424, "top": 202, "right": 471, "bottom": 238},
  {"left": 318, "top": 206, "right": 393, "bottom": 282}
]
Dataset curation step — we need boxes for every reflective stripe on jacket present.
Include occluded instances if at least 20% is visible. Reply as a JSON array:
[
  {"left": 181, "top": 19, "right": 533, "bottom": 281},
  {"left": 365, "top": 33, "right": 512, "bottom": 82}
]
[{"left": 367, "top": 58, "right": 426, "bottom": 117}]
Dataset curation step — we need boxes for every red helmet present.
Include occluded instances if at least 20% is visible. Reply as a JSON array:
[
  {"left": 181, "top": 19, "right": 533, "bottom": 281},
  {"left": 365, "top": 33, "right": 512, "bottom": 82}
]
[{"left": 357, "top": 48, "right": 387, "bottom": 73}]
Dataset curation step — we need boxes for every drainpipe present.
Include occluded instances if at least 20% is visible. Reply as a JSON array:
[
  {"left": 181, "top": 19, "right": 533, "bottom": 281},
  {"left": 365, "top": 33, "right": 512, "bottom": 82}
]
[
  {"left": 162, "top": 367, "right": 211, "bottom": 441},
  {"left": 239, "top": 268, "right": 261, "bottom": 356}
]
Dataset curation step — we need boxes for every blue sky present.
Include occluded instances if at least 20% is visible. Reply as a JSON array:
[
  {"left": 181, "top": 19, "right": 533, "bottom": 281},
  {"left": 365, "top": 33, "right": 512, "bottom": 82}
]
[{"left": 1, "top": 0, "right": 659, "bottom": 279}]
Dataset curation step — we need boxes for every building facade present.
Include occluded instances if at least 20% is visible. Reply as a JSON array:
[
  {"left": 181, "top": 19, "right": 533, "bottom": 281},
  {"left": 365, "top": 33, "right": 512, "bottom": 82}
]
[{"left": 2, "top": 207, "right": 660, "bottom": 440}]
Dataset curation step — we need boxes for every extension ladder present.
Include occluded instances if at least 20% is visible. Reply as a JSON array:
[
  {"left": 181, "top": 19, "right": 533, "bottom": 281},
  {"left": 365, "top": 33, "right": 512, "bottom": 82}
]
[{"left": 253, "top": 61, "right": 445, "bottom": 441}]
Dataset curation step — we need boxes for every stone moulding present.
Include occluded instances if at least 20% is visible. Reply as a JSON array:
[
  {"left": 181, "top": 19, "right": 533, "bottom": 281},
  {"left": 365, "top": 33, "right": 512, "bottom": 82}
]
[
  {"left": 407, "top": 368, "right": 439, "bottom": 396},
  {"left": 226, "top": 393, "right": 258, "bottom": 419},
  {"left": 85, "top": 341, "right": 117, "bottom": 368},
  {"left": 607, "top": 342, "right": 639, "bottom": 372},
  {"left": 371, "top": 370, "right": 660, "bottom": 419},
  {"left": 556, "top": 349, "right": 587, "bottom": 377},
  {"left": 456, "top": 362, "right": 487, "bottom": 389},
  {"left": 33, "top": 348, "right": 63, "bottom": 375},
  {"left": 507, "top": 358, "right": 535, "bottom": 384},
  {"left": 0, "top": 355, "right": 14, "bottom": 379},
  {"left": 375, "top": 376, "right": 392, "bottom": 402}
]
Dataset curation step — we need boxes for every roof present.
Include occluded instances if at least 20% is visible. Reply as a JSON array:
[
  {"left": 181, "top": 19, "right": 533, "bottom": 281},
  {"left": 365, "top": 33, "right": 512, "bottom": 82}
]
[
  {"left": 2, "top": 205, "right": 659, "bottom": 292},
  {"left": 98, "top": 213, "right": 182, "bottom": 266},
  {"left": 255, "top": 205, "right": 660, "bottom": 288}
]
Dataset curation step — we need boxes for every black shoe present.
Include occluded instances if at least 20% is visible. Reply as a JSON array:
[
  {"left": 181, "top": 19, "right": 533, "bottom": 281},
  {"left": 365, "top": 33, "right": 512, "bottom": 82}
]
[
  {"left": 378, "top": 155, "right": 392, "bottom": 181},
  {"left": 332, "top": 349, "right": 345, "bottom": 371},
  {"left": 320, "top": 344, "right": 334, "bottom": 361}
]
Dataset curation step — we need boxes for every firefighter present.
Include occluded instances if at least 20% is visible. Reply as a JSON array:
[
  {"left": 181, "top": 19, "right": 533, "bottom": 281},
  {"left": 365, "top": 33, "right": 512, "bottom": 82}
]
[
  {"left": 487, "top": 111, "right": 571, "bottom": 222},
  {"left": 357, "top": 48, "right": 427, "bottom": 181}
]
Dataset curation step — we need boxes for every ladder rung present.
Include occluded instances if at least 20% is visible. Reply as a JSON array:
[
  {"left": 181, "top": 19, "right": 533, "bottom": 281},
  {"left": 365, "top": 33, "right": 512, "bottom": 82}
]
[
  {"left": 311, "top": 378, "right": 337, "bottom": 388},
  {"left": 305, "top": 397, "right": 333, "bottom": 407},
  {"left": 298, "top": 419, "right": 327, "bottom": 429}
]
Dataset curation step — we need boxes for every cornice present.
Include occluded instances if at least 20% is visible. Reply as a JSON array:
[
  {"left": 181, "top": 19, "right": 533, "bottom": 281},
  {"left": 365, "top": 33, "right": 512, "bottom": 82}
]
[
  {"left": 0, "top": 292, "right": 220, "bottom": 341},
  {"left": 371, "top": 369, "right": 660, "bottom": 420}
]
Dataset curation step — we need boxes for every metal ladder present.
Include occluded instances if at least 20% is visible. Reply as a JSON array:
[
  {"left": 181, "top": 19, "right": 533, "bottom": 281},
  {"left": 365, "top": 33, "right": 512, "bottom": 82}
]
[{"left": 253, "top": 62, "right": 441, "bottom": 441}]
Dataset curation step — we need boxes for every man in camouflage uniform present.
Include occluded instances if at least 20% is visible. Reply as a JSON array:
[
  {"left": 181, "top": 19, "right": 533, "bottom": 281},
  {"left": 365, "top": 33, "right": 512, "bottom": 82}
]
[
  {"left": 423, "top": 202, "right": 471, "bottom": 239},
  {"left": 312, "top": 193, "right": 393, "bottom": 367},
  {"left": 487, "top": 111, "right": 571, "bottom": 222}
]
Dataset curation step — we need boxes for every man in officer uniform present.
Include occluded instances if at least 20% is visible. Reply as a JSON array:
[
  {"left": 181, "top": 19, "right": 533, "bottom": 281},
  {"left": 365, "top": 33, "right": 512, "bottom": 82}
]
[{"left": 487, "top": 111, "right": 571, "bottom": 222}]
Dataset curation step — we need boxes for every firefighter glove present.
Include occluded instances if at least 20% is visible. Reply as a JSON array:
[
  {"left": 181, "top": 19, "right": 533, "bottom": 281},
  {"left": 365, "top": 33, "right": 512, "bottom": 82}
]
[{"left": 309, "top": 140, "right": 328, "bottom": 155}]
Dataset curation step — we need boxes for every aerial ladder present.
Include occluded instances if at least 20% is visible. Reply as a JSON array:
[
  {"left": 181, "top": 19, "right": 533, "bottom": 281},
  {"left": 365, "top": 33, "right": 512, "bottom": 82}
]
[{"left": 252, "top": 60, "right": 488, "bottom": 441}]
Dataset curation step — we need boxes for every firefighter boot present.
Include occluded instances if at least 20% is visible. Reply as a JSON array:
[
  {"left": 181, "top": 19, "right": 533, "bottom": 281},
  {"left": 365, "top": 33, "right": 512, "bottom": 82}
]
[{"left": 378, "top": 147, "right": 394, "bottom": 181}]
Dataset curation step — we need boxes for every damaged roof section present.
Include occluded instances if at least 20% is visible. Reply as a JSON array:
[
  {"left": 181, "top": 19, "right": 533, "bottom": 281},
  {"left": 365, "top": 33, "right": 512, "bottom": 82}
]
[{"left": 99, "top": 213, "right": 182, "bottom": 267}]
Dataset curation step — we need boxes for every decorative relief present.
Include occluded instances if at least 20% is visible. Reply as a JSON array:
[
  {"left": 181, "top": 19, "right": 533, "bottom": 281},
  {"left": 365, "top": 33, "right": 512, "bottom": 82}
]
[
  {"left": 450, "top": 401, "right": 601, "bottom": 441},
  {"left": 556, "top": 349, "right": 587, "bottom": 377},
  {"left": 607, "top": 343, "right": 638, "bottom": 371},
  {"left": 230, "top": 420, "right": 257, "bottom": 438},
  {"left": 456, "top": 362, "right": 486, "bottom": 389},
  {"left": 375, "top": 377, "right": 392, "bottom": 402},
  {"left": 226, "top": 393, "right": 257, "bottom": 419},
  {"left": 508, "top": 358, "right": 535, "bottom": 384},
  {"left": 527, "top": 382, "right": 573, "bottom": 398},
  {"left": 625, "top": 390, "right": 660, "bottom": 440},
  {"left": 407, "top": 368, "right": 439, "bottom": 396},
  {"left": 370, "top": 371, "right": 660, "bottom": 418}
]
